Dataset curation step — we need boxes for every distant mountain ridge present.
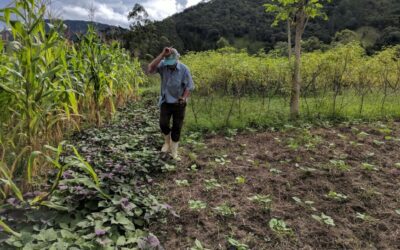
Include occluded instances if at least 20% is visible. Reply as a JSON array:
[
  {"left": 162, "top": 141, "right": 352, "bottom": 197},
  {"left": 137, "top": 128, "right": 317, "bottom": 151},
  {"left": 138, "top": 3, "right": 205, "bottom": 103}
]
[
  {"left": 45, "top": 19, "right": 128, "bottom": 34},
  {"left": 128, "top": 0, "right": 400, "bottom": 55}
]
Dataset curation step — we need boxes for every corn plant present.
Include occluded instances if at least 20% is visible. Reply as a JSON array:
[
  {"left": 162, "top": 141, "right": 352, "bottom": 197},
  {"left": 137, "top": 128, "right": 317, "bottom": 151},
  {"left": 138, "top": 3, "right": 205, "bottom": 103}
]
[{"left": 0, "top": 0, "right": 143, "bottom": 205}]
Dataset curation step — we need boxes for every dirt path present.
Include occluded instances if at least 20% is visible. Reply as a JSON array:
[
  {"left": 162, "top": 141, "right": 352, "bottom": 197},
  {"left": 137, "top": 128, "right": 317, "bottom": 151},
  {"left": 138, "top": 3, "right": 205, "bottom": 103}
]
[{"left": 152, "top": 122, "right": 400, "bottom": 249}]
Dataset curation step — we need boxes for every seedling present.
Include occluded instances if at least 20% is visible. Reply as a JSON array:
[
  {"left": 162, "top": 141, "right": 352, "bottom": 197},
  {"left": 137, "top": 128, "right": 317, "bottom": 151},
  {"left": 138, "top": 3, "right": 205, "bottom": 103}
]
[
  {"left": 215, "top": 155, "right": 231, "bottom": 166},
  {"left": 394, "top": 163, "right": 400, "bottom": 169},
  {"left": 248, "top": 194, "right": 272, "bottom": 210},
  {"left": 188, "top": 200, "right": 207, "bottom": 211},
  {"left": 204, "top": 179, "right": 221, "bottom": 191},
  {"left": 227, "top": 237, "right": 249, "bottom": 250},
  {"left": 190, "top": 239, "right": 210, "bottom": 250},
  {"left": 377, "top": 127, "right": 392, "bottom": 135},
  {"left": 189, "top": 164, "right": 198, "bottom": 172},
  {"left": 225, "top": 128, "right": 238, "bottom": 138},
  {"left": 329, "top": 159, "right": 350, "bottom": 171},
  {"left": 292, "top": 197, "right": 317, "bottom": 211},
  {"left": 361, "top": 163, "right": 379, "bottom": 171},
  {"left": 349, "top": 141, "right": 363, "bottom": 146},
  {"left": 357, "top": 131, "right": 369, "bottom": 138},
  {"left": 175, "top": 179, "right": 190, "bottom": 187},
  {"left": 188, "top": 152, "right": 198, "bottom": 161},
  {"left": 269, "top": 168, "right": 282, "bottom": 174},
  {"left": 355, "top": 212, "right": 375, "bottom": 222},
  {"left": 326, "top": 191, "right": 348, "bottom": 201},
  {"left": 162, "top": 164, "right": 176, "bottom": 172},
  {"left": 235, "top": 176, "right": 246, "bottom": 184},
  {"left": 268, "top": 218, "right": 293, "bottom": 236},
  {"left": 373, "top": 140, "right": 385, "bottom": 146},
  {"left": 214, "top": 203, "right": 235, "bottom": 217},
  {"left": 312, "top": 213, "right": 335, "bottom": 226},
  {"left": 299, "top": 166, "right": 317, "bottom": 173}
]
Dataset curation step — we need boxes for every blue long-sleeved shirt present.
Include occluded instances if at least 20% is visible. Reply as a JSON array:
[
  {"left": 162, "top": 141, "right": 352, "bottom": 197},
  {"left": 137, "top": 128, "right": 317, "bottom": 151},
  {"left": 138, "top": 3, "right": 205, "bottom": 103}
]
[{"left": 157, "top": 60, "right": 195, "bottom": 106}]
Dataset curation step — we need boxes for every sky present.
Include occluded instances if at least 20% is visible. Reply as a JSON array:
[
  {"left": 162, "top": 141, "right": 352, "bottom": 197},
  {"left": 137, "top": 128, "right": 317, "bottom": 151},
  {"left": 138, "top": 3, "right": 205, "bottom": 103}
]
[{"left": 0, "top": 0, "right": 205, "bottom": 28}]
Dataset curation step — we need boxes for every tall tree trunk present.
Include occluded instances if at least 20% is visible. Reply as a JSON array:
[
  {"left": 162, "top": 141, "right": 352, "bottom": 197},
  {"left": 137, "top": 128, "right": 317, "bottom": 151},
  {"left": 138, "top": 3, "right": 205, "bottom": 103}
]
[
  {"left": 290, "top": 15, "right": 304, "bottom": 119},
  {"left": 287, "top": 19, "right": 292, "bottom": 60}
]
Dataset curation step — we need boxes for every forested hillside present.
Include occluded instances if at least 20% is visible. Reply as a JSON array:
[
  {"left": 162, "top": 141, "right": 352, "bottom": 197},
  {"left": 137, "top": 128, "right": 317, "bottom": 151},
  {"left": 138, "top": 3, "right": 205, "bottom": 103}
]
[{"left": 124, "top": 0, "right": 400, "bottom": 56}]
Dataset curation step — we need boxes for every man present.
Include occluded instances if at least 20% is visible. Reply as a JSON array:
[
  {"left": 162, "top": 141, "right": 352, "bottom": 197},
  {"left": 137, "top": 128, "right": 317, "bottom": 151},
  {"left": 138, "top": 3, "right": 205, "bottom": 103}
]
[{"left": 148, "top": 47, "right": 194, "bottom": 159}]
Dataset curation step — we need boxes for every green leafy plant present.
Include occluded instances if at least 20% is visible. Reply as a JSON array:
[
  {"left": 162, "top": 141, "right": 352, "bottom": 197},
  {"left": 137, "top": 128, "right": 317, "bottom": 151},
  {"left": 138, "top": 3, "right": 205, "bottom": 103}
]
[
  {"left": 329, "top": 159, "right": 351, "bottom": 171},
  {"left": 268, "top": 218, "right": 293, "bottom": 236},
  {"left": 162, "top": 163, "right": 177, "bottom": 172},
  {"left": 191, "top": 239, "right": 211, "bottom": 250},
  {"left": 214, "top": 203, "right": 235, "bottom": 217},
  {"left": 215, "top": 155, "right": 231, "bottom": 166},
  {"left": 235, "top": 176, "right": 246, "bottom": 184},
  {"left": 312, "top": 213, "right": 335, "bottom": 226},
  {"left": 204, "top": 178, "right": 221, "bottom": 191},
  {"left": 227, "top": 237, "right": 249, "bottom": 250},
  {"left": 355, "top": 212, "right": 376, "bottom": 222},
  {"left": 361, "top": 163, "right": 379, "bottom": 171},
  {"left": 175, "top": 179, "right": 190, "bottom": 187},
  {"left": 292, "top": 196, "right": 317, "bottom": 211},
  {"left": 326, "top": 191, "right": 348, "bottom": 201},
  {"left": 248, "top": 194, "right": 272, "bottom": 210},
  {"left": 189, "top": 200, "right": 207, "bottom": 211}
]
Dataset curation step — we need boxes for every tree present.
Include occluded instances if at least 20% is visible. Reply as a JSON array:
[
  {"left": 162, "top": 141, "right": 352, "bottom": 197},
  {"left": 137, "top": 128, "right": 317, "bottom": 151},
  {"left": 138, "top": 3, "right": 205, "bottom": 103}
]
[
  {"left": 216, "top": 37, "right": 230, "bottom": 48},
  {"left": 265, "top": 0, "right": 331, "bottom": 119},
  {"left": 128, "top": 3, "right": 151, "bottom": 29}
]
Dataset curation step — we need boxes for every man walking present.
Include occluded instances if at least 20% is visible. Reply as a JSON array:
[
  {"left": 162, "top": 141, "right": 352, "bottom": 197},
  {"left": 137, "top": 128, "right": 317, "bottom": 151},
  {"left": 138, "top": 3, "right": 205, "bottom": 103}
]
[{"left": 148, "top": 47, "right": 194, "bottom": 159}]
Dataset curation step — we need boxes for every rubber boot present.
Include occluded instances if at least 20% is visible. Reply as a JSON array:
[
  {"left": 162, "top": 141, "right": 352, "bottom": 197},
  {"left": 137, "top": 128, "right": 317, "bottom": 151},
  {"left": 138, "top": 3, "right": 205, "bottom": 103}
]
[
  {"left": 161, "top": 133, "right": 171, "bottom": 153},
  {"left": 170, "top": 140, "right": 179, "bottom": 159}
]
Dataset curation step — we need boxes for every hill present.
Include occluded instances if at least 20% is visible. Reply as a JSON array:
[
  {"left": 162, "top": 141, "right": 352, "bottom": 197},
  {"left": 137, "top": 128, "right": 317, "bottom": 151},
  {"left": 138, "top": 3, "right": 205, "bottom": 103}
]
[
  {"left": 125, "top": 0, "right": 400, "bottom": 56},
  {"left": 44, "top": 19, "right": 128, "bottom": 39}
]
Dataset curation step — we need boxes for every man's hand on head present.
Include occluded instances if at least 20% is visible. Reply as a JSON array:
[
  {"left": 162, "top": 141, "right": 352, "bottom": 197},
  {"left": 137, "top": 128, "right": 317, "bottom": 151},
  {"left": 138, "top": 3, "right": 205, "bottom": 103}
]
[{"left": 163, "top": 47, "right": 172, "bottom": 57}]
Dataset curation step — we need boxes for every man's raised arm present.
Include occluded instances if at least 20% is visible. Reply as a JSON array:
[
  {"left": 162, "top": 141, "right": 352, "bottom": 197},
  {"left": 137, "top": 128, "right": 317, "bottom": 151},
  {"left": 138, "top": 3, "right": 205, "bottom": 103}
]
[{"left": 147, "top": 47, "right": 171, "bottom": 74}]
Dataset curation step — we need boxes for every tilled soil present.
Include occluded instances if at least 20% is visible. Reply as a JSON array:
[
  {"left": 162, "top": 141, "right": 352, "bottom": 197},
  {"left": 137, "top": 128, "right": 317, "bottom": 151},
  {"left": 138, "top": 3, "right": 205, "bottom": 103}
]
[{"left": 151, "top": 122, "right": 400, "bottom": 249}]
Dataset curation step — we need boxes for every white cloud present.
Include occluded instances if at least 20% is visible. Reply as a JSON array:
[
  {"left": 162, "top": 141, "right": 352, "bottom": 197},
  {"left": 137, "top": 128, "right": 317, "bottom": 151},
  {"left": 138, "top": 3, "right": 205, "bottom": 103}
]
[
  {"left": 143, "top": 0, "right": 179, "bottom": 21},
  {"left": 1, "top": 0, "right": 205, "bottom": 28}
]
